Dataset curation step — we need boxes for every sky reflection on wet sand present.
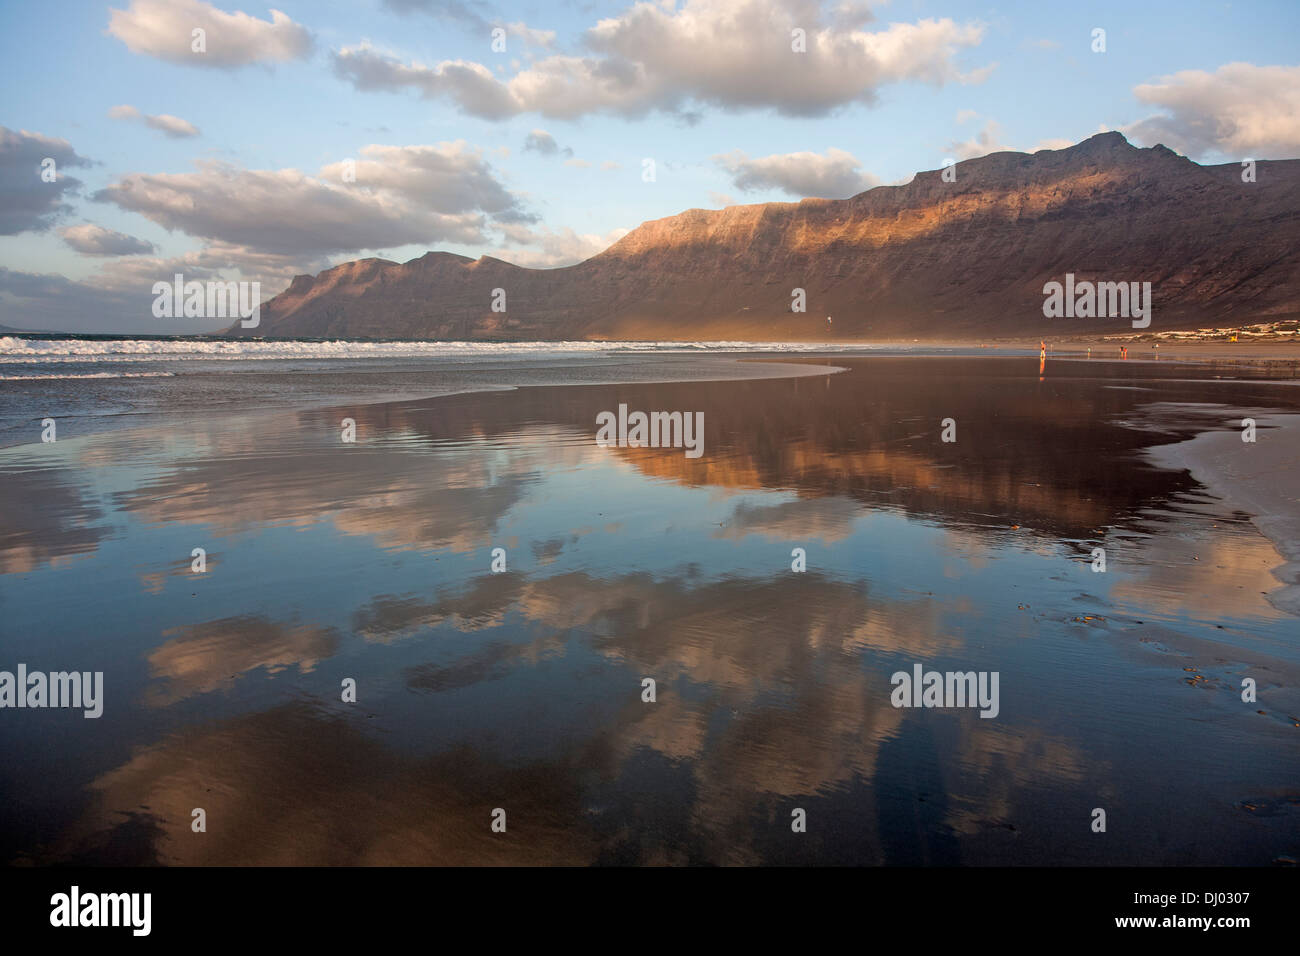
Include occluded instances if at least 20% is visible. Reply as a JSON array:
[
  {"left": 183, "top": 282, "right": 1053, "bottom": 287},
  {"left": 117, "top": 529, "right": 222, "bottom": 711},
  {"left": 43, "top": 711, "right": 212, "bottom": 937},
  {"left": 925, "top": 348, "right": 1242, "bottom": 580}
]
[{"left": 1, "top": 357, "right": 1298, "bottom": 865}]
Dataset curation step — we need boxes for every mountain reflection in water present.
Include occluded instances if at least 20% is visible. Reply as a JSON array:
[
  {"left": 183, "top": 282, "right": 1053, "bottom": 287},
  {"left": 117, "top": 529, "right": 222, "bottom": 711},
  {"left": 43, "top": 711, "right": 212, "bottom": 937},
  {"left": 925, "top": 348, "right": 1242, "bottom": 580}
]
[{"left": 2, "top": 357, "right": 1298, "bottom": 865}]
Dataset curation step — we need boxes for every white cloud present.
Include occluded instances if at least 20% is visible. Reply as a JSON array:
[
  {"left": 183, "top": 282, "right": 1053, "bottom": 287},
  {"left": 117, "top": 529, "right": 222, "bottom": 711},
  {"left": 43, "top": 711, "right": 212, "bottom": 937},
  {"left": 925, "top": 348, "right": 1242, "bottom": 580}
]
[
  {"left": 715, "top": 146, "right": 879, "bottom": 198},
  {"left": 523, "top": 129, "right": 572, "bottom": 157},
  {"left": 497, "top": 224, "right": 628, "bottom": 267},
  {"left": 1030, "top": 137, "right": 1074, "bottom": 152},
  {"left": 108, "top": 0, "right": 313, "bottom": 68},
  {"left": 108, "top": 104, "right": 201, "bottom": 138},
  {"left": 333, "top": 45, "right": 519, "bottom": 119},
  {"left": 22, "top": 129, "right": 638, "bottom": 309},
  {"left": 96, "top": 142, "right": 531, "bottom": 264},
  {"left": 945, "top": 119, "right": 1014, "bottom": 160},
  {"left": 1123, "top": 62, "right": 1300, "bottom": 159},
  {"left": 334, "top": 0, "right": 987, "bottom": 119},
  {"left": 87, "top": 142, "right": 536, "bottom": 292},
  {"left": 61, "top": 223, "right": 156, "bottom": 255}
]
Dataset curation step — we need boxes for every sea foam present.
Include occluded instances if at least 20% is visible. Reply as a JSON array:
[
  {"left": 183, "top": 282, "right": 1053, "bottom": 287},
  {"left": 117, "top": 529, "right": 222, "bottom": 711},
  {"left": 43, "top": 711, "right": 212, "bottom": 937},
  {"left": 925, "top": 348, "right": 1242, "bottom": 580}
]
[{"left": 0, "top": 337, "right": 879, "bottom": 364}]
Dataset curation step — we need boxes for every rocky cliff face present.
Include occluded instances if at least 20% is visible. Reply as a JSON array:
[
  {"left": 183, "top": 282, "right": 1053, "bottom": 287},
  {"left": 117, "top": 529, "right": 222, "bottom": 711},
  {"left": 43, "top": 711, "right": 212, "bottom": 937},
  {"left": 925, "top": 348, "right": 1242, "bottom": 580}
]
[{"left": 232, "top": 133, "right": 1300, "bottom": 340}]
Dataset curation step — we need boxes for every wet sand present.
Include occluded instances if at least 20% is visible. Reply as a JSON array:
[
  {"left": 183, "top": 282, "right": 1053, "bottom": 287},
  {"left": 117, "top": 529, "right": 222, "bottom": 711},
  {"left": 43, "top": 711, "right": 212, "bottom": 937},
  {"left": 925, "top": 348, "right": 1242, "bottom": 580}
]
[
  {"left": 1, "top": 354, "right": 1298, "bottom": 865},
  {"left": 1148, "top": 411, "right": 1300, "bottom": 616},
  {"left": 0, "top": 353, "right": 846, "bottom": 449}
]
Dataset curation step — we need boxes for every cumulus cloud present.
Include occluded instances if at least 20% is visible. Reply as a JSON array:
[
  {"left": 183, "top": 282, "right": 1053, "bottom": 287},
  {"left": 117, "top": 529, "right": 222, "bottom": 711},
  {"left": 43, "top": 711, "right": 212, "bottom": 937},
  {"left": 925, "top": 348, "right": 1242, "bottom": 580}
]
[
  {"left": 9, "top": 132, "right": 635, "bottom": 329},
  {"left": 332, "top": 46, "right": 519, "bottom": 119},
  {"left": 334, "top": 0, "right": 987, "bottom": 119},
  {"left": 944, "top": 119, "right": 1014, "bottom": 160},
  {"left": 1123, "top": 63, "right": 1300, "bottom": 159},
  {"left": 107, "top": 0, "right": 313, "bottom": 67},
  {"left": 715, "top": 146, "right": 879, "bottom": 198},
  {"left": 0, "top": 127, "right": 93, "bottom": 235},
  {"left": 108, "top": 104, "right": 201, "bottom": 138},
  {"left": 496, "top": 224, "right": 628, "bottom": 268},
  {"left": 320, "top": 143, "right": 533, "bottom": 221},
  {"left": 61, "top": 223, "right": 156, "bottom": 255},
  {"left": 95, "top": 141, "right": 532, "bottom": 260},
  {"left": 523, "top": 129, "right": 571, "bottom": 157}
]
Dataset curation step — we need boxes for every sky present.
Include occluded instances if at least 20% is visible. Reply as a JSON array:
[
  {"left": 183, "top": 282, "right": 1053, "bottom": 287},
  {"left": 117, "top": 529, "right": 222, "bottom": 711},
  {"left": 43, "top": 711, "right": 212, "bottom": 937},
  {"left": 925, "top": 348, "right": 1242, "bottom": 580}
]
[{"left": 1, "top": 0, "right": 1298, "bottom": 332}]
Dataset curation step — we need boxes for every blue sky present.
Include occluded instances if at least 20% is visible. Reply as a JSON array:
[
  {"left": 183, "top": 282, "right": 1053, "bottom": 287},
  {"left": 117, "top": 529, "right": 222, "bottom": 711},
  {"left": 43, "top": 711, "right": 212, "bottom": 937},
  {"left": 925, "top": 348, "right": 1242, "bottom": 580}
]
[{"left": 2, "top": 0, "right": 1298, "bottom": 331}]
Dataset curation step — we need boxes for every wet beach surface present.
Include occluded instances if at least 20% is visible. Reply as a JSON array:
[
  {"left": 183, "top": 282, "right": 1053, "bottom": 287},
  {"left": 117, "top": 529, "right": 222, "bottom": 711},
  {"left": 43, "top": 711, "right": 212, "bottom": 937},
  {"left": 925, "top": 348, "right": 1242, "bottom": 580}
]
[
  {"left": 0, "top": 346, "right": 847, "bottom": 449},
  {"left": 1, "top": 354, "right": 1298, "bottom": 865}
]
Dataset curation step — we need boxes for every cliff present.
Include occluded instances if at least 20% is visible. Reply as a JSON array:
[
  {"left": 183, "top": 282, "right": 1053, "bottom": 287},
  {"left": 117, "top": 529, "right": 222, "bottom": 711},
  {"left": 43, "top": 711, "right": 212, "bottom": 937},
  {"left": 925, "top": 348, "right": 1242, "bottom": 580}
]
[{"left": 231, "top": 133, "right": 1300, "bottom": 340}]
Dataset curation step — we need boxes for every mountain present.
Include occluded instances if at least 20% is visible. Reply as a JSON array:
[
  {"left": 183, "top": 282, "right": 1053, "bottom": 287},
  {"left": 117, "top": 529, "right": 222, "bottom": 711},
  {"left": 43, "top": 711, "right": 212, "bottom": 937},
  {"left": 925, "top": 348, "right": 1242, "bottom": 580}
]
[{"left": 230, "top": 133, "right": 1300, "bottom": 341}]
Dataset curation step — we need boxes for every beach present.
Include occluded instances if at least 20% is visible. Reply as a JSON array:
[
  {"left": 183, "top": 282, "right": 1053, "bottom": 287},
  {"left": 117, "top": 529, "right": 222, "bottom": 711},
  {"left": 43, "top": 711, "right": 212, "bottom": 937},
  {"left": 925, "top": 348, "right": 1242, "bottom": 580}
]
[
  {"left": 0, "top": 336, "right": 859, "bottom": 448},
  {"left": 1147, "top": 411, "right": 1300, "bottom": 616},
  {"left": 1, "top": 347, "right": 1298, "bottom": 865}
]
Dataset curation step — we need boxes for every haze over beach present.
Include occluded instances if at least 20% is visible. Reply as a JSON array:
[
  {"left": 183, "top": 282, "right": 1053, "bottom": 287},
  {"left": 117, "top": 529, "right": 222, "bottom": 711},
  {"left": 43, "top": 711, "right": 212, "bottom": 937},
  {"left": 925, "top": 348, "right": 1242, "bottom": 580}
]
[{"left": 1, "top": 0, "right": 1299, "bottom": 927}]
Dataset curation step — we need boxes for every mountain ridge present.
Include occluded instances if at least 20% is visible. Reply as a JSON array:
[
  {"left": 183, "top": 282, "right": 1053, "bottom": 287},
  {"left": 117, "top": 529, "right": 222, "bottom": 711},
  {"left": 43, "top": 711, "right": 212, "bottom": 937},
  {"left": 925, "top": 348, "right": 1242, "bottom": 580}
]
[{"left": 230, "top": 133, "right": 1300, "bottom": 340}]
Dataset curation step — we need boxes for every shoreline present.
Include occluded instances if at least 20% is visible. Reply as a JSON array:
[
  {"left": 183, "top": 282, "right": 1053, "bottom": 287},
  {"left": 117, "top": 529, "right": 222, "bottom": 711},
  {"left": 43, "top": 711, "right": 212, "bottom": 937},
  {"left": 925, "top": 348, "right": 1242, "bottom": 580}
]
[
  {"left": 8, "top": 331, "right": 1300, "bottom": 362},
  {"left": 0, "top": 355, "right": 846, "bottom": 450},
  {"left": 1146, "top": 411, "right": 1300, "bottom": 617},
  {"left": 1044, "top": 340, "right": 1300, "bottom": 365}
]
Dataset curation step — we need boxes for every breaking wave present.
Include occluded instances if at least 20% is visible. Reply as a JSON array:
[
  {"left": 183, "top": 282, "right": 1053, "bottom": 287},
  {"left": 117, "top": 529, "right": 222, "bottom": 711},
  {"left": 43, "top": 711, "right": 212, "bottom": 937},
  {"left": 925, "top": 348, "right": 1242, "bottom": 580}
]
[
  {"left": 0, "top": 370, "right": 176, "bottom": 380},
  {"left": 0, "top": 336, "right": 876, "bottom": 364}
]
